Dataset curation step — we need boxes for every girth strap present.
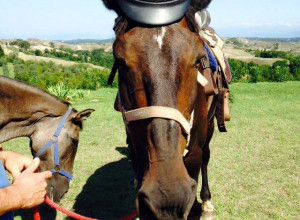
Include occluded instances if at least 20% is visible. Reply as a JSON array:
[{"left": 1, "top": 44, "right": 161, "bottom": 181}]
[{"left": 124, "top": 106, "right": 191, "bottom": 135}]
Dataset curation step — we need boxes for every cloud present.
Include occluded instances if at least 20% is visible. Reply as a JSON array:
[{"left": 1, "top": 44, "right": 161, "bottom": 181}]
[
  {"left": 232, "top": 22, "right": 275, "bottom": 28},
  {"left": 233, "top": 22, "right": 256, "bottom": 27},
  {"left": 278, "top": 21, "right": 293, "bottom": 27},
  {"left": 264, "top": 22, "right": 273, "bottom": 27},
  {"left": 228, "top": 21, "right": 298, "bottom": 29}
]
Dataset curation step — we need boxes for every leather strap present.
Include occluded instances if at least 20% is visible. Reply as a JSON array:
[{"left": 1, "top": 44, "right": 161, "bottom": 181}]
[
  {"left": 206, "top": 95, "right": 218, "bottom": 122},
  {"left": 124, "top": 106, "right": 191, "bottom": 135},
  {"left": 108, "top": 60, "right": 118, "bottom": 86},
  {"left": 216, "top": 88, "right": 228, "bottom": 132},
  {"left": 197, "top": 70, "right": 209, "bottom": 87}
]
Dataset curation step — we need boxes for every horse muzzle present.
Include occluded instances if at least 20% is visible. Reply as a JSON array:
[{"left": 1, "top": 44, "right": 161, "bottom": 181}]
[
  {"left": 46, "top": 174, "right": 70, "bottom": 203},
  {"left": 137, "top": 177, "right": 196, "bottom": 220}
]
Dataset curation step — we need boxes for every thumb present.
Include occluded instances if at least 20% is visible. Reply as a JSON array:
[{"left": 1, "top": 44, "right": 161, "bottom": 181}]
[{"left": 22, "top": 157, "right": 40, "bottom": 174}]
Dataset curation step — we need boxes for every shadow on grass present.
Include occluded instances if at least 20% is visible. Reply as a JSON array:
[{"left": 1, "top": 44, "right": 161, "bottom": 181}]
[
  {"left": 70, "top": 146, "right": 136, "bottom": 220},
  {"left": 14, "top": 203, "right": 57, "bottom": 220}
]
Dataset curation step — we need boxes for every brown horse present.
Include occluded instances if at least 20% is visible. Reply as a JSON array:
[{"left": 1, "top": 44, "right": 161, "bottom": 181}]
[
  {"left": 0, "top": 76, "right": 94, "bottom": 203},
  {"left": 103, "top": 0, "right": 217, "bottom": 219}
]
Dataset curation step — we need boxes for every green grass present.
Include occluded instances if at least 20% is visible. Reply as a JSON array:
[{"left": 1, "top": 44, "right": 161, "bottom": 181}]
[{"left": 2, "top": 82, "right": 299, "bottom": 219}]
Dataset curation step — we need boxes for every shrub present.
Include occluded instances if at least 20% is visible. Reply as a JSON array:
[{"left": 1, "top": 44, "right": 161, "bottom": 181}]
[
  {"left": 47, "top": 82, "right": 85, "bottom": 100},
  {"left": 2, "top": 64, "right": 9, "bottom": 77},
  {"left": 13, "top": 57, "right": 115, "bottom": 90},
  {"left": 0, "top": 57, "right": 7, "bottom": 67},
  {"left": 0, "top": 45, "right": 4, "bottom": 57},
  {"left": 10, "top": 39, "right": 30, "bottom": 50},
  {"left": 35, "top": 49, "right": 42, "bottom": 56},
  {"left": 249, "top": 66, "right": 260, "bottom": 83}
]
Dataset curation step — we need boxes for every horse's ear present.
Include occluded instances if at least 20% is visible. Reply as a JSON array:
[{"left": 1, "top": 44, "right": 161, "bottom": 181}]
[
  {"left": 190, "top": 0, "right": 212, "bottom": 10},
  {"left": 102, "top": 0, "right": 120, "bottom": 13},
  {"left": 73, "top": 109, "right": 95, "bottom": 123}
]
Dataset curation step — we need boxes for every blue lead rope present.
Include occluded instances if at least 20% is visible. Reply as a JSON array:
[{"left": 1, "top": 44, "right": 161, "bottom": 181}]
[{"left": 35, "top": 107, "right": 73, "bottom": 181}]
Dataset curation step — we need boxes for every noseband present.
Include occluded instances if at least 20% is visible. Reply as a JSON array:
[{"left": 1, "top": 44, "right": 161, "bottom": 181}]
[
  {"left": 124, "top": 106, "right": 191, "bottom": 135},
  {"left": 35, "top": 107, "right": 73, "bottom": 181}
]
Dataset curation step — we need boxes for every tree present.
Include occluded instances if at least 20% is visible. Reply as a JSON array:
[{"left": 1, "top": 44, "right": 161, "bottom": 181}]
[
  {"left": 35, "top": 49, "right": 42, "bottom": 56},
  {"left": 249, "top": 66, "right": 260, "bottom": 83},
  {"left": 0, "top": 45, "right": 4, "bottom": 57}
]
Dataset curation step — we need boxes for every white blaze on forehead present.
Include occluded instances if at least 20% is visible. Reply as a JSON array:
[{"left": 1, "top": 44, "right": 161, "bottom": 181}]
[{"left": 154, "top": 27, "right": 166, "bottom": 49}]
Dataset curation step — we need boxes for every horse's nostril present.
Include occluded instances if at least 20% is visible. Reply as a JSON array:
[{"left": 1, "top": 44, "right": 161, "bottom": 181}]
[
  {"left": 137, "top": 192, "right": 158, "bottom": 220},
  {"left": 190, "top": 179, "right": 197, "bottom": 192}
]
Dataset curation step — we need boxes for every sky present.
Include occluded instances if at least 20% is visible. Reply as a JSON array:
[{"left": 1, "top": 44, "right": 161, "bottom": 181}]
[{"left": 0, "top": 0, "right": 299, "bottom": 40}]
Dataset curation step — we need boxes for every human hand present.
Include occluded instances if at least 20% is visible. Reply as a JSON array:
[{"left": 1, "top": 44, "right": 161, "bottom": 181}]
[
  {"left": 2, "top": 151, "right": 32, "bottom": 178},
  {"left": 11, "top": 158, "right": 52, "bottom": 209}
]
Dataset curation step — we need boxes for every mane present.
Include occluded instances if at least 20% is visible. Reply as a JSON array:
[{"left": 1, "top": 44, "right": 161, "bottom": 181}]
[{"left": 103, "top": 0, "right": 212, "bottom": 35}]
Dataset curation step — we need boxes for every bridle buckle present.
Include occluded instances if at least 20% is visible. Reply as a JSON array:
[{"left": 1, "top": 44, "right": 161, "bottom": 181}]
[
  {"left": 51, "top": 135, "right": 59, "bottom": 142},
  {"left": 54, "top": 166, "right": 60, "bottom": 172}
]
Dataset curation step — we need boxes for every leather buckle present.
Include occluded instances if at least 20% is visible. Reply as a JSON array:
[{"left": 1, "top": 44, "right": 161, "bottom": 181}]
[
  {"left": 54, "top": 166, "right": 60, "bottom": 172},
  {"left": 51, "top": 136, "right": 58, "bottom": 142}
]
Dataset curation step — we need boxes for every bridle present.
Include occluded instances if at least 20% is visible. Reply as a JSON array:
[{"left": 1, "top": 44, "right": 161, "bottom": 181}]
[
  {"left": 35, "top": 107, "right": 73, "bottom": 181},
  {"left": 113, "top": 59, "right": 210, "bottom": 152},
  {"left": 109, "top": 16, "right": 211, "bottom": 152}
]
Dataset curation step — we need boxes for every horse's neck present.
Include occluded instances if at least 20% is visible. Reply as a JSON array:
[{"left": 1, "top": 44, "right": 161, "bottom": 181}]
[
  {"left": 0, "top": 118, "right": 35, "bottom": 143},
  {"left": 0, "top": 111, "right": 56, "bottom": 143}
]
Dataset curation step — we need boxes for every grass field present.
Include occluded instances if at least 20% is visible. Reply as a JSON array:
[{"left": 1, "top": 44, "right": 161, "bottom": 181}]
[
  {"left": 223, "top": 46, "right": 283, "bottom": 66},
  {"left": 3, "top": 82, "right": 300, "bottom": 220}
]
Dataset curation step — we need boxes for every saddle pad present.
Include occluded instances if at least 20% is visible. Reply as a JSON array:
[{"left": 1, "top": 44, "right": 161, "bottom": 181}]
[
  {"left": 201, "top": 29, "right": 229, "bottom": 83},
  {"left": 204, "top": 42, "right": 217, "bottom": 73}
]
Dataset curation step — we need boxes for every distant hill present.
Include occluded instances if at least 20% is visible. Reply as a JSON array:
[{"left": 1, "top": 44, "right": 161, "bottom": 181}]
[
  {"left": 245, "top": 37, "right": 300, "bottom": 43},
  {"left": 55, "top": 38, "right": 115, "bottom": 45}
]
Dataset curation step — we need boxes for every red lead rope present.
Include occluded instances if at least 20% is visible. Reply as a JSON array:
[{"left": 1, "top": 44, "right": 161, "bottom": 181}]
[{"left": 32, "top": 196, "right": 138, "bottom": 220}]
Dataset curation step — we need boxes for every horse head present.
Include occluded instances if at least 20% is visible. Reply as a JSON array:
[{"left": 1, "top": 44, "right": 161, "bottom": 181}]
[
  {"left": 30, "top": 108, "right": 94, "bottom": 203},
  {"left": 103, "top": 0, "right": 212, "bottom": 218},
  {"left": 0, "top": 76, "right": 95, "bottom": 203}
]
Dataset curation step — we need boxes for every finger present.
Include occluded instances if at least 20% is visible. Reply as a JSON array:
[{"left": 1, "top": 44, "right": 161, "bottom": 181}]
[
  {"left": 19, "top": 157, "right": 33, "bottom": 173},
  {"left": 23, "top": 157, "right": 33, "bottom": 169},
  {"left": 40, "top": 171, "right": 52, "bottom": 180},
  {"left": 11, "top": 167, "right": 21, "bottom": 178},
  {"left": 22, "top": 157, "right": 40, "bottom": 174}
]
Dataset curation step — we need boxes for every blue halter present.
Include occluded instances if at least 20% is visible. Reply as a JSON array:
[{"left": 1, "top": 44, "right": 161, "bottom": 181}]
[{"left": 35, "top": 107, "right": 73, "bottom": 181}]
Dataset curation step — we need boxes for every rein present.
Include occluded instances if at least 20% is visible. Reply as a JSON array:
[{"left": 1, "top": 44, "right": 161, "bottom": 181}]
[{"left": 35, "top": 107, "right": 73, "bottom": 181}]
